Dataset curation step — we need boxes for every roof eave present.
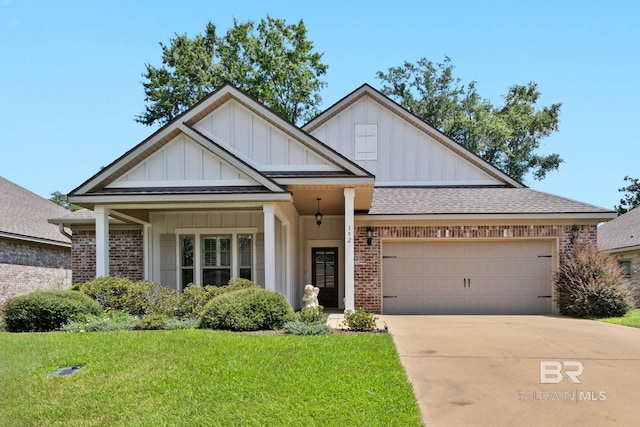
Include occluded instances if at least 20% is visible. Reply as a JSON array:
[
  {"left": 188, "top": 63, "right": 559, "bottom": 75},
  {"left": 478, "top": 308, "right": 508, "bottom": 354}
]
[
  {"left": 605, "top": 244, "right": 640, "bottom": 254},
  {"left": 68, "top": 192, "right": 292, "bottom": 204},
  {"left": 0, "top": 231, "right": 71, "bottom": 247},
  {"left": 357, "top": 212, "right": 617, "bottom": 221}
]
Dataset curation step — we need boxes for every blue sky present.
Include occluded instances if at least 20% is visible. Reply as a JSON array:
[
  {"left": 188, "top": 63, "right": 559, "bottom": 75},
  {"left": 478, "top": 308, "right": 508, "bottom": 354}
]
[{"left": 1, "top": 0, "right": 638, "bottom": 210}]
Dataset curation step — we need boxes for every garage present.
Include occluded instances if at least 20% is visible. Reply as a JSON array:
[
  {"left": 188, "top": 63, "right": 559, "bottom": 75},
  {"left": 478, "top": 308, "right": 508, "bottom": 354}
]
[{"left": 382, "top": 240, "right": 554, "bottom": 314}]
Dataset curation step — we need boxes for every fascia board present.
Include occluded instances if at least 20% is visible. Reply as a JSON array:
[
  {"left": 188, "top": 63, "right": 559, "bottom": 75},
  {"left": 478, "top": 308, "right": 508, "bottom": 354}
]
[
  {"left": 68, "top": 193, "right": 292, "bottom": 204},
  {"left": 357, "top": 212, "right": 617, "bottom": 222}
]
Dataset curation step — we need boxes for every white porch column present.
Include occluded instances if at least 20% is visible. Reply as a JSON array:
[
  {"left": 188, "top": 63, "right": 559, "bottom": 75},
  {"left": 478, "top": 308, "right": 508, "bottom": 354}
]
[
  {"left": 344, "top": 188, "right": 355, "bottom": 311},
  {"left": 95, "top": 206, "right": 110, "bottom": 277},
  {"left": 143, "top": 223, "right": 151, "bottom": 281},
  {"left": 263, "top": 204, "right": 276, "bottom": 291}
]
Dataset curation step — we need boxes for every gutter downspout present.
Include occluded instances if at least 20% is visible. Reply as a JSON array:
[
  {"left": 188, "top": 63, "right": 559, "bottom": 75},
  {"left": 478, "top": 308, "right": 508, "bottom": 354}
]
[{"left": 58, "top": 223, "right": 72, "bottom": 241}]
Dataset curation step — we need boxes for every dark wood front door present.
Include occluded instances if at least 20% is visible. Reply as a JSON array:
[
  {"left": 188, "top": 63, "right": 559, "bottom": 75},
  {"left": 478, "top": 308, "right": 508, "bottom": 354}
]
[{"left": 312, "top": 247, "right": 339, "bottom": 308}]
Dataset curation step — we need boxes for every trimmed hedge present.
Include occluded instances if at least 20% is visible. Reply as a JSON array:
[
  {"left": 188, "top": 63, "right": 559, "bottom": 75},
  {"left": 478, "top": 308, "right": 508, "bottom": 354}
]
[
  {"left": 2, "top": 290, "right": 102, "bottom": 332},
  {"left": 200, "top": 288, "right": 294, "bottom": 331},
  {"left": 177, "top": 279, "right": 260, "bottom": 318}
]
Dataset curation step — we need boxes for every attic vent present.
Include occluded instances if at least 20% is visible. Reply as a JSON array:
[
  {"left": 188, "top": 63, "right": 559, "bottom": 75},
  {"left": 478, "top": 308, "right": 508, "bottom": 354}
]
[{"left": 354, "top": 124, "right": 377, "bottom": 161}]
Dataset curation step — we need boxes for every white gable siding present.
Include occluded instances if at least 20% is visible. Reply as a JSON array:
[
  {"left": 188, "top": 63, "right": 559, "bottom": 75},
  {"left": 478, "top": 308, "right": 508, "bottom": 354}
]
[
  {"left": 308, "top": 96, "right": 502, "bottom": 186},
  {"left": 193, "top": 100, "right": 341, "bottom": 172},
  {"left": 107, "top": 134, "right": 257, "bottom": 188}
]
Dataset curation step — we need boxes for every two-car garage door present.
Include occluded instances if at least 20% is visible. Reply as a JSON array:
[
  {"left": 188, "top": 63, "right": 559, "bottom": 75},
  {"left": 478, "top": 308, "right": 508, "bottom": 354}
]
[{"left": 382, "top": 240, "right": 554, "bottom": 314}]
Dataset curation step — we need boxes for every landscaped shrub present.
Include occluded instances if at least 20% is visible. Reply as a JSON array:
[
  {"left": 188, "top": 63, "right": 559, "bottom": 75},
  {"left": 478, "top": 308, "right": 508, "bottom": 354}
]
[
  {"left": 77, "top": 277, "right": 179, "bottom": 316},
  {"left": 283, "top": 306, "right": 331, "bottom": 335},
  {"left": 2, "top": 290, "right": 102, "bottom": 332},
  {"left": 342, "top": 308, "right": 378, "bottom": 332},
  {"left": 296, "top": 305, "right": 328, "bottom": 324},
  {"left": 177, "top": 279, "right": 260, "bottom": 318},
  {"left": 283, "top": 320, "right": 331, "bottom": 335},
  {"left": 61, "top": 311, "right": 137, "bottom": 332},
  {"left": 136, "top": 313, "right": 169, "bottom": 330},
  {"left": 555, "top": 243, "right": 633, "bottom": 318},
  {"left": 199, "top": 288, "right": 294, "bottom": 331},
  {"left": 162, "top": 317, "right": 199, "bottom": 330}
]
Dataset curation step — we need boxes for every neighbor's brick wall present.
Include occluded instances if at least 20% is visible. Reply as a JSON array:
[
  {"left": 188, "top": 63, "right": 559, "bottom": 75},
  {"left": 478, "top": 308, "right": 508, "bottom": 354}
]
[
  {"left": 353, "top": 224, "right": 597, "bottom": 313},
  {"left": 0, "top": 263, "right": 71, "bottom": 306},
  {"left": 0, "top": 237, "right": 72, "bottom": 306},
  {"left": 0, "top": 238, "right": 70, "bottom": 269},
  {"left": 72, "top": 229, "right": 144, "bottom": 284},
  {"left": 618, "top": 251, "right": 640, "bottom": 307}
]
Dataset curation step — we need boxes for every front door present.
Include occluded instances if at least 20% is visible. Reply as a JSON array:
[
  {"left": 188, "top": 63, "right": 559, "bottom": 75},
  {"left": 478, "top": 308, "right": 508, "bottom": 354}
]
[{"left": 312, "top": 247, "right": 339, "bottom": 308}]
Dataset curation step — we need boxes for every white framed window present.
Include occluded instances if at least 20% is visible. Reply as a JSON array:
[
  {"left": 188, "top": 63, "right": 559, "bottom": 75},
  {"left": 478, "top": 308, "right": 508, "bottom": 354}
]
[
  {"left": 354, "top": 124, "right": 378, "bottom": 160},
  {"left": 176, "top": 228, "right": 256, "bottom": 290}
]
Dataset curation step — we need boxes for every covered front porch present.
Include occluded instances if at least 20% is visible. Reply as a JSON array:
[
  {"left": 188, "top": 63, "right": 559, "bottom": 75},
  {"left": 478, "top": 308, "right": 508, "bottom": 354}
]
[{"left": 85, "top": 185, "right": 372, "bottom": 310}]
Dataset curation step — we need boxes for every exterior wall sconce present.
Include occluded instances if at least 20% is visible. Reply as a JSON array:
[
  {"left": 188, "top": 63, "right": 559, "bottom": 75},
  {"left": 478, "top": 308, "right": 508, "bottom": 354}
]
[
  {"left": 571, "top": 224, "right": 581, "bottom": 242},
  {"left": 315, "top": 198, "right": 323, "bottom": 226},
  {"left": 366, "top": 226, "right": 373, "bottom": 245}
]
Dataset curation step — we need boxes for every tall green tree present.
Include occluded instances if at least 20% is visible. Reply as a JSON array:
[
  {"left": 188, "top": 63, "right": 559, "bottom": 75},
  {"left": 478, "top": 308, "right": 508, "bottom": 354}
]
[
  {"left": 615, "top": 176, "right": 640, "bottom": 215},
  {"left": 376, "top": 56, "right": 562, "bottom": 181},
  {"left": 137, "top": 16, "right": 328, "bottom": 127},
  {"left": 50, "top": 191, "right": 81, "bottom": 212}
]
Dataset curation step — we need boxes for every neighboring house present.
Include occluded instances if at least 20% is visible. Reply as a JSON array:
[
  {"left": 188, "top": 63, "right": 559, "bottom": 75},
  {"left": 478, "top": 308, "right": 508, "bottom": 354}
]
[
  {"left": 0, "top": 177, "right": 72, "bottom": 305},
  {"left": 598, "top": 207, "right": 640, "bottom": 306},
  {"left": 49, "top": 84, "right": 615, "bottom": 314}
]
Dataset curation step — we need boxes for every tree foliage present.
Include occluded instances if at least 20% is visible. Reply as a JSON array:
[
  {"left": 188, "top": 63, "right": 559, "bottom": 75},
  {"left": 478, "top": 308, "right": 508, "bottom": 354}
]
[
  {"left": 376, "top": 56, "right": 563, "bottom": 181},
  {"left": 615, "top": 176, "right": 640, "bottom": 215},
  {"left": 137, "top": 16, "right": 328, "bottom": 127},
  {"left": 50, "top": 191, "right": 81, "bottom": 211}
]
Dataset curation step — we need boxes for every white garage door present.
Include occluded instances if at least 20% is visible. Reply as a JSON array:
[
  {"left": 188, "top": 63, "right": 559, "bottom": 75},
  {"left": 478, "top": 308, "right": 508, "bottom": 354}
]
[{"left": 382, "top": 240, "right": 554, "bottom": 314}]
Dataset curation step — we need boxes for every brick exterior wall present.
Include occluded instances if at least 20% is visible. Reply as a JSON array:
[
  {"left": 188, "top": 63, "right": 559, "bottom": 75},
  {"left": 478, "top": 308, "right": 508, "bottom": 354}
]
[
  {"left": 617, "top": 251, "right": 640, "bottom": 307},
  {"left": 0, "top": 238, "right": 70, "bottom": 269},
  {"left": 0, "top": 237, "right": 72, "bottom": 306},
  {"left": 0, "top": 263, "right": 71, "bottom": 306},
  {"left": 72, "top": 229, "right": 144, "bottom": 284},
  {"left": 353, "top": 223, "right": 597, "bottom": 313}
]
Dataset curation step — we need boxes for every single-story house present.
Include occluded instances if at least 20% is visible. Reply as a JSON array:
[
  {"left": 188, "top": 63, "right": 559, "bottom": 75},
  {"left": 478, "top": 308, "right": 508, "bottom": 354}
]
[
  {"left": 49, "top": 84, "right": 615, "bottom": 314},
  {"left": 598, "top": 207, "right": 640, "bottom": 305},
  {"left": 0, "top": 176, "right": 72, "bottom": 305}
]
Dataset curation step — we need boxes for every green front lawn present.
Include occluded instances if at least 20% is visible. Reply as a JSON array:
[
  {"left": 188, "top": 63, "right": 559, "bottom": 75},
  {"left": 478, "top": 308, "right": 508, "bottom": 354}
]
[
  {"left": 0, "top": 330, "right": 422, "bottom": 426},
  {"left": 599, "top": 308, "right": 640, "bottom": 328}
]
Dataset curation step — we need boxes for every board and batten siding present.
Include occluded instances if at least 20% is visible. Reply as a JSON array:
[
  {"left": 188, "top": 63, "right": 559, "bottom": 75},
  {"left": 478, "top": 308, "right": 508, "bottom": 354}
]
[
  {"left": 151, "top": 211, "right": 266, "bottom": 289},
  {"left": 107, "top": 133, "right": 256, "bottom": 188},
  {"left": 150, "top": 204, "right": 300, "bottom": 299},
  {"left": 192, "top": 99, "right": 341, "bottom": 171},
  {"left": 308, "top": 95, "right": 502, "bottom": 186}
]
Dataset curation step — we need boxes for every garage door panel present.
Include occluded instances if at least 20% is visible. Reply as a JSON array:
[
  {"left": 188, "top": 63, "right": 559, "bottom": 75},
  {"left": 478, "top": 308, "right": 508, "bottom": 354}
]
[{"left": 382, "top": 240, "right": 554, "bottom": 315}]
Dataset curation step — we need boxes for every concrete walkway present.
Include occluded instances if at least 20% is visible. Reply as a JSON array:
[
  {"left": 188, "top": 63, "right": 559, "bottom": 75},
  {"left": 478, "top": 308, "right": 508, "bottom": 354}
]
[{"left": 381, "top": 315, "right": 640, "bottom": 427}]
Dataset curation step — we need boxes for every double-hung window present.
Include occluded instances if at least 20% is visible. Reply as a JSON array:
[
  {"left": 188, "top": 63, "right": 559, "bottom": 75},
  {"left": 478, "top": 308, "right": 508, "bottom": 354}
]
[
  {"left": 177, "top": 229, "right": 255, "bottom": 290},
  {"left": 202, "top": 235, "right": 231, "bottom": 286}
]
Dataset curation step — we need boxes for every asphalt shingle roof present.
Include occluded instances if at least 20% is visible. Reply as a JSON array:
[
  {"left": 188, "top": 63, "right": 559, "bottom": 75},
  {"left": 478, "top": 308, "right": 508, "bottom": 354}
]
[
  {"left": 598, "top": 207, "right": 640, "bottom": 251},
  {"left": 369, "top": 187, "right": 613, "bottom": 215},
  {"left": 0, "top": 176, "right": 71, "bottom": 245}
]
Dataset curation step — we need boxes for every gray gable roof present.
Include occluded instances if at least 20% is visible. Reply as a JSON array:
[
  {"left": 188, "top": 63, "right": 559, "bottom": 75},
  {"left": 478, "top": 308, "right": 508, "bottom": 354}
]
[
  {"left": 0, "top": 176, "right": 71, "bottom": 246},
  {"left": 598, "top": 207, "right": 640, "bottom": 251},
  {"left": 368, "top": 187, "right": 615, "bottom": 218}
]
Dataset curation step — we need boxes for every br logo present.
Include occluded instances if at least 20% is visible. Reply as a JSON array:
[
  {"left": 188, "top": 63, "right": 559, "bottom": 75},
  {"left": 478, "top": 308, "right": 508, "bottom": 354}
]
[{"left": 539, "top": 361, "right": 584, "bottom": 384}]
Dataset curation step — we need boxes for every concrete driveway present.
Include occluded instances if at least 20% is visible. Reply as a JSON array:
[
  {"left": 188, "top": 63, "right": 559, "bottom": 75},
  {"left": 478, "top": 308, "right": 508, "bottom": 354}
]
[{"left": 383, "top": 315, "right": 640, "bottom": 427}]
